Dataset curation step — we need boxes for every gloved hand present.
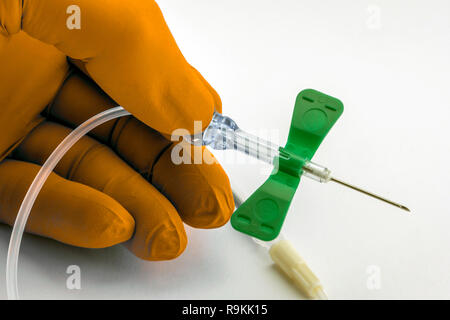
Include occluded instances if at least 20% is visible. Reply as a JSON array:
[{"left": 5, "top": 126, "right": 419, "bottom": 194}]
[{"left": 0, "top": 0, "right": 234, "bottom": 260}]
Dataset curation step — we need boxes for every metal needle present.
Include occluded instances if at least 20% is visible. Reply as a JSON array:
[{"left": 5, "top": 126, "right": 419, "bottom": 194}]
[{"left": 330, "top": 177, "right": 411, "bottom": 213}]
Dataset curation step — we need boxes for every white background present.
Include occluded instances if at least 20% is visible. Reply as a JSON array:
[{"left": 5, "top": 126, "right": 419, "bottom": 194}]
[{"left": 0, "top": 0, "right": 449, "bottom": 299}]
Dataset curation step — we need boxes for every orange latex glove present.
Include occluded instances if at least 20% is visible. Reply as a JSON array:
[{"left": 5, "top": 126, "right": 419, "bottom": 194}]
[{"left": 0, "top": 0, "right": 234, "bottom": 260}]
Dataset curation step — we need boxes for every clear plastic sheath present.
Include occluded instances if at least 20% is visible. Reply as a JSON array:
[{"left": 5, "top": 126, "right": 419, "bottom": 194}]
[
  {"left": 6, "top": 106, "right": 131, "bottom": 300},
  {"left": 202, "top": 112, "right": 331, "bottom": 181}
]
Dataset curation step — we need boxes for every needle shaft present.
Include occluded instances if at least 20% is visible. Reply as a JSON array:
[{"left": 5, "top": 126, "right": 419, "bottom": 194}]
[{"left": 330, "top": 177, "right": 410, "bottom": 213}]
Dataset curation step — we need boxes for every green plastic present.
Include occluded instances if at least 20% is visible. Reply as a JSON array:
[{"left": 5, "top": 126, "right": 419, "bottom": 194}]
[{"left": 230, "top": 89, "right": 344, "bottom": 241}]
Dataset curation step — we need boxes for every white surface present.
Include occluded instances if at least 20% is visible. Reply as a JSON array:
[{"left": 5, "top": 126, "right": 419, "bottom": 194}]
[{"left": 1, "top": 0, "right": 449, "bottom": 299}]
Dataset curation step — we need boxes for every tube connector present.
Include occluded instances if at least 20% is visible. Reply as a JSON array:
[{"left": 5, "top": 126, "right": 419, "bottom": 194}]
[
  {"left": 269, "top": 240, "right": 327, "bottom": 300},
  {"left": 302, "top": 161, "right": 332, "bottom": 183}
]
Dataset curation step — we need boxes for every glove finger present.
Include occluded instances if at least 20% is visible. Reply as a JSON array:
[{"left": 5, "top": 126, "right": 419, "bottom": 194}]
[
  {"left": 0, "top": 159, "right": 134, "bottom": 248},
  {"left": 1, "top": 0, "right": 217, "bottom": 134},
  {"left": 47, "top": 70, "right": 234, "bottom": 228},
  {"left": 152, "top": 143, "right": 235, "bottom": 229},
  {"left": 0, "top": 31, "right": 69, "bottom": 162},
  {"left": 46, "top": 68, "right": 172, "bottom": 159},
  {"left": 13, "top": 121, "right": 187, "bottom": 261},
  {"left": 190, "top": 66, "right": 222, "bottom": 114}
]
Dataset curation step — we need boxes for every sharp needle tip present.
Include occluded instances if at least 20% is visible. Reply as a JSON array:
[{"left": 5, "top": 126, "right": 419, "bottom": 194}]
[
  {"left": 330, "top": 177, "right": 410, "bottom": 214},
  {"left": 400, "top": 206, "right": 411, "bottom": 213}
]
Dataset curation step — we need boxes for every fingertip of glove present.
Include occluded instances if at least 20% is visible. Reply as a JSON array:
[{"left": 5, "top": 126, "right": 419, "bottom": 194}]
[
  {"left": 182, "top": 178, "right": 235, "bottom": 229},
  {"left": 148, "top": 224, "right": 187, "bottom": 260},
  {"left": 153, "top": 146, "right": 235, "bottom": 230},
  {"left": 172, "top": 70, "right": 217, "bottom": 134},
  {"left": 64, "top": 192, "right": 136, "bottom": 249},
  {"left": 190, "top": 66, "right": 222, "bottom": 114},
  {"left": 162, "top": 66, "right": 220, "bottom": 135},
  {"left": 130, "top": 221, "right": 188, "bottom": 261}
]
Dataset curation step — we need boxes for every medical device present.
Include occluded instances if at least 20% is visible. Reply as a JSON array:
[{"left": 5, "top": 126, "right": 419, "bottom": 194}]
[{"left": 6, "top": 89, "right": 409, "bottom": 299}]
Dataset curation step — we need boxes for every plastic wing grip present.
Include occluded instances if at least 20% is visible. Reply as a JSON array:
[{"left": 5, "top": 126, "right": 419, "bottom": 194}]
[{"left": 230, "top": 89, "right": 343, "bottom": 240}]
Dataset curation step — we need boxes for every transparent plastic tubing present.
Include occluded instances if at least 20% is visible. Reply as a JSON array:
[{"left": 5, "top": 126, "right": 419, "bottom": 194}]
[{"left": 6, "top": 106, "right": 131, "bottom": 300}]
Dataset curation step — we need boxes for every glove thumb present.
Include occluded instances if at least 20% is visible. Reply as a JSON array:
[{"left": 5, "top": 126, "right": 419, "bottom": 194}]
[{"left": 0, "top": 0, "right": 218, "bottom": 135}]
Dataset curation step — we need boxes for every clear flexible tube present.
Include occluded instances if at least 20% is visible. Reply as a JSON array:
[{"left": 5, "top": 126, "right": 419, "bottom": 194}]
[{"left": 6, "top": 106, "right": 130, "bottom": 300}]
